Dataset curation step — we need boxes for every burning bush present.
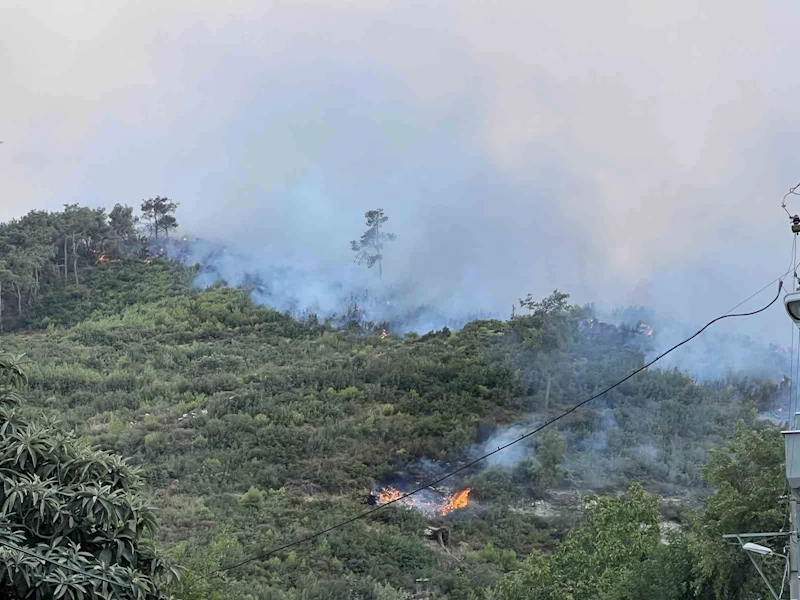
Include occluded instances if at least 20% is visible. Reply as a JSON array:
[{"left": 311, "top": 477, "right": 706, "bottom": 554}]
[{"left": 373, "top": 485, "right": 473, "bottom": 517}]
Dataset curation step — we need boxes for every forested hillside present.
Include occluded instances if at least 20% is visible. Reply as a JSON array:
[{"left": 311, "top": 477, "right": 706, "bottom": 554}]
[{"left": 0, "top": 204, "right": 791, "bottom": 599}]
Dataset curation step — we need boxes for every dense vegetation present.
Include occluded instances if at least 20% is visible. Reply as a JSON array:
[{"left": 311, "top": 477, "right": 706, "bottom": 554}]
[
  {"left": 0, "top": 204, "right": 792, "bottom": 599},
  {"left": 0, "top": 355, "right": 176, "bottom": 599},
  {"left": 0, "top": 198, "right": 178, "bottom": 332}
]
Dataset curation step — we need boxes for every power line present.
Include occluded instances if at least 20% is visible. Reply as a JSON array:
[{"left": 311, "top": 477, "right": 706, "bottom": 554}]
[
  {"left": 0, "top": 539, "right": 129, "bottom": 588},
  {"left": 781, "top": 182, "right": 800, "bottom": 219},
  {"left": 724, "top": 265, "right": 792, "bottom": 317},
  {"left": 216, "top": 279, "right": 785, "bottom": 574}
]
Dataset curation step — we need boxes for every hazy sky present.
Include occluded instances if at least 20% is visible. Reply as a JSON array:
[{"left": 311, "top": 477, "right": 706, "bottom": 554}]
[{"left": 3, "top": 1, "right": 800, "bottom": 340}]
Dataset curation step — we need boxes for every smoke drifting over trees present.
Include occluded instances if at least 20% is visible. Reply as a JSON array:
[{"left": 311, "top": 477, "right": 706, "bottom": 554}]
[
  {"left": 351, "top": 208, "right": 396, "bottom": 280},
  {"left": 4, "top": 3, "right": 800, "bottom": 599},
  {"left": 4, "top": 2, "right": 800, "bottom": 348}
]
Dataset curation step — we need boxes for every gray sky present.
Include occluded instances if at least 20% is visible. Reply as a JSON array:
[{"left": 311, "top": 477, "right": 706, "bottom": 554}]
[{"left": 2, "top": 1, "right": 800, "bottom": 341}]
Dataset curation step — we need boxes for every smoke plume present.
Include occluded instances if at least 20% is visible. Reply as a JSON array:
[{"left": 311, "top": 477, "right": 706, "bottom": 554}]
[{"left": 3, "top": 0, "right": 800, "bottom": 347}]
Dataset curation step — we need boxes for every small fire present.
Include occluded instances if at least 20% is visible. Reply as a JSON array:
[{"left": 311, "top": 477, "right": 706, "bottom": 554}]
[
  {"left": 96, "top": 254, "right": 121, "bottom": 264},
  {"left": 442, "top": 488, "right": 471, "bottom": 516},
  {"left": 375, "top": 486, "right": 471, "bottom": 516},
  {"left": 380, "top": 329, "right": 388, "bottom": 340},
  {"left": 378, "top": 487, "right": 402, "bottom": 503}
]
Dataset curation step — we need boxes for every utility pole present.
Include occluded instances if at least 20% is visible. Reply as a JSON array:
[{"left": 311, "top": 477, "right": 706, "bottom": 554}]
[
  {"left": 784, "top": 430, "right": 800, "bottom": 599},
  {"left": 720, "top": 289, "right": 800, "bottom": 599},
  {"left": 784, "top": 290, "right": 800, "bottom": 599}
]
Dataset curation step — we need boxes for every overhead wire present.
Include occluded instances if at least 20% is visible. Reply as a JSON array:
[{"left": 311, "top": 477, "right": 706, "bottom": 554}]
[
  {"left": 786, "top": 234, "right": 797, "bottom": 429},
  {"left": 795, "top": 328, "right": 800, "bottom": 431},
  {"left": 782, "top": 235, "right": 797, "bottom": 532},
  {"left": 779, "top": 185, "right": 800, "bottom": 533},
  {"left": 780, "top": 553, "right": 790, "bottom": 600},
  {"left": 0, "top": 539, "right": 130, "bottom": 589},
  {"left": 781, "top": 182, "right": 800, "bottom": 219},
  {"left": 216, "top": 277, "right": 785, "bottom": 574},
  {"left": 794, "top": 235, "right": 800, "bottom": 429}
]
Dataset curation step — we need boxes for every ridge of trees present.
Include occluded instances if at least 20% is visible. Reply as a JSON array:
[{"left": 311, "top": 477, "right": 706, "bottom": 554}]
[{"left": 0, "top": 199, "right": 179, "bottom": 332}]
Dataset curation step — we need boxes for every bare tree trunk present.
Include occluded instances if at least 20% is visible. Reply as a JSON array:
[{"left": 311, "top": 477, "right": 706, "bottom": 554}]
[
  {"left": 72, "top": 232, "right": 79, "bottom": 286},
  {"left": 28, "top": 268, "right": 39, "bottom": 305},
  {"left": 64, "top": 236, "right": 68, "bottom": 279},
  {"left": 375, "top": 221, "right": 382, "bottom": 281},
  {"left": 0, "top": 280, "right": 4, "bottom": 333},
  {"left": 544, "top": 372, "right": 552, "bottom": 411},
  {"left": 13, "top": 283, "right": 21, "bottom": 317}
]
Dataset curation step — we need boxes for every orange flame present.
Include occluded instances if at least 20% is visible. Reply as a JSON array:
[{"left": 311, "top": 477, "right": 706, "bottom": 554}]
[
  {"left": 380, "top": 329, "right": 388, "bottom": 340},
  {"left": 378, "top": 487, "right": 402, "bottom": 504},
  {"left": 441, "top": 488, "right": 471, "bottom": 516},
  {"left": 375, "top": 486, "right": 471, "bottom": 516}
]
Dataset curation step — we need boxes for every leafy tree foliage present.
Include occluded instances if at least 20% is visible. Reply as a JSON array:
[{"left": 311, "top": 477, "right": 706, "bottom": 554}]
[
  {"left": 687, "top": 422, "right": 786, "bottom": 600},
  {"left": 109, "top": 204, "right": 141, "bottom": 257},
  {"left": 351, "top": 209, "right": 396, "bottom": 279},
  {"left": 0, "top": 203, "right": 183, "bottom": 331},
  {"left": 140, "top": 198, "right": 179, "bottom": 240},
  {"left": 517, "top": 289, "right": 571, "bottom": 317},
  {"left": 494, "top": 425, "right": 788, "bottom": 600},
  {"left": 0, "top": 354, "right": 176, "bottom": 599},
  {"left": 494, "top": 484, "right": 661, "bottom": 599},
  {"left": 534, "top": 430, "right": 566, "bottom": 490}
]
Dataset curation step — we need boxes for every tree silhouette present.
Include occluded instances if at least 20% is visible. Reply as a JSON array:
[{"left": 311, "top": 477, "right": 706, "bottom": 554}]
[
  {"left": 140, "top": 197, "right": 179, "bottom": 239},
  {"left": 351, "top": 209, "right": 396, "bottom": 280}
]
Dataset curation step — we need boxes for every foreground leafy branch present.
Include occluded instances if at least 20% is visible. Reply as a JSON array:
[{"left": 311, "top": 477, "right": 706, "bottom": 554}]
[{"left": 0, "top": 353, "right": 177, "bottom": 600}]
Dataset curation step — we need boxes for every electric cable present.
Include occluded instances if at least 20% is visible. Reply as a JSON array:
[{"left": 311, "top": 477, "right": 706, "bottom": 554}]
[
  {"left": 794, "top": 237, "right": 800, "bottom": 429},
  {"left": 795, "top": 332, "right": 800, "bottom": 431},
  {"left": 216, "top": 279, "right": 785, "bottom": 574},
  {"left": 727, "top": 266, "right": 792, "bottom": 318},
  {"left": 0, "top": 539, "right": 130, "bottom": 588},
  {"left": 780, "top": 552, "right": 789, "bottom": 599},
  {"left": 779, "top": 218, "right": 800, "bottom": 530},
  {"left": 781, "top": 182, "right": 800, "bottom": 219}
]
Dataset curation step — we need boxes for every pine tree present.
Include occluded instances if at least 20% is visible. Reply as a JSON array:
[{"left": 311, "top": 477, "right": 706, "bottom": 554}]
[{"left": 351, "top": 209, "right": 396, "bottom": 280}]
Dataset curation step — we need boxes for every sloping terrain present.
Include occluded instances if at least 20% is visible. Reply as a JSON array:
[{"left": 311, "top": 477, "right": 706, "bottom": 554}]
[{"left": 0, "top": 258, "right": 782, "bottom": 599}]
